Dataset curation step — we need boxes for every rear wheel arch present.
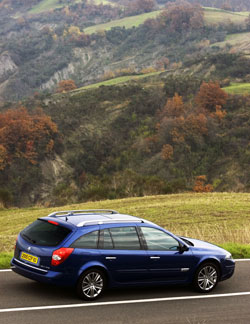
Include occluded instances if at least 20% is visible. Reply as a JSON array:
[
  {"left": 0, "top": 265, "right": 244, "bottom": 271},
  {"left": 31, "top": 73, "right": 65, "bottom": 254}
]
[{"left": 78, "top": 265, "right": 109, "bottom": 283}]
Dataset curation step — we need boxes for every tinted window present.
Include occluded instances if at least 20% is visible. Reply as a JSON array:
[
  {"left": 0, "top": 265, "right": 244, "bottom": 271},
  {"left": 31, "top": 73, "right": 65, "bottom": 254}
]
[
  {"left": 141, "top": 227, "right": 179, "bottom": 251},
  {"left": 21, "top": 219, "right": 71, "bottom": 247},
  {"left": 71, "top": 230, "right": 99, "bottom": 249},
  {"left": 109, "top": 227, "right": 141, "bottom": 250}
]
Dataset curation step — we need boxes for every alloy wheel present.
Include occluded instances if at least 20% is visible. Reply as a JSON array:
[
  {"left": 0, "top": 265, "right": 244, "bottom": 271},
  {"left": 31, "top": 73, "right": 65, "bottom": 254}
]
[{"left": 197, "top": 264, "right": 218, "bottom": 292}]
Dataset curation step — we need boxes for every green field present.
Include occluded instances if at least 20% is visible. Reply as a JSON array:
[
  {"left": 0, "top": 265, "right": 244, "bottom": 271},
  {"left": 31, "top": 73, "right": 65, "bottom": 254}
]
[
  {"left": 1, "top": 192, "right": 250, "bottom": 267},
  {"left": 84, "top": 10, "right": 161, "bottom": 34},
  {"left": 29, "top": 0, "right": 114, "bottom": 14},
  {"left": 1, "top": 192, "right": 250, "bottom": 251},
  {"left": 29, "top": 0, "right": 65, "bottom": 14},
  {"left": 29, "top": 3, "right": 247, "bottom": 28},
  {"left": 212, "top": 32, "right": 250, "bottom": 49},
  {"left": 71, "top": 71, "right": 162, "bottom": 92},
  {"left": 235, "top": 11, "right": 250, "bottom": 16},
  {"left": 84, "top": 7, "right": 247, "bottom": 34},
  {"left": 204, "top": 7, "right": 247, "bottom": 24},
  {"left": 223, "top": 82, "right": 250, "bottom": 95}
]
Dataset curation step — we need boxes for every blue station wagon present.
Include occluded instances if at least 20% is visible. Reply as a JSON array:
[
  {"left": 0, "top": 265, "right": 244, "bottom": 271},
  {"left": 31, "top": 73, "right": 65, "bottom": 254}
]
[{"left": 11, "top": 209, "right": 235, "bottom": 300}]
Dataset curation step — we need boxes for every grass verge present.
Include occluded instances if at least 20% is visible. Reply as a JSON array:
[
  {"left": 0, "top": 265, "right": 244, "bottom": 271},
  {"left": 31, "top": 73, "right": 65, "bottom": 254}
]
[{"left": 0, "top": 252, "right": 13, "bottom": 269}]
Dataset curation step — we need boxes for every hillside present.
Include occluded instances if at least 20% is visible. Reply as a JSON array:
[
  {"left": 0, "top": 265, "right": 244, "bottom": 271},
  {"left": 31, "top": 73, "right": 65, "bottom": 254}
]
[
  {"left": 1, "top": 68, "right": 249, "bottom": 207},
  {"left": 1, "top": 1, "right": 250, "bottom": 101},
  {"left": 0, "top": 0, "right": 250, "bottom": 207}
]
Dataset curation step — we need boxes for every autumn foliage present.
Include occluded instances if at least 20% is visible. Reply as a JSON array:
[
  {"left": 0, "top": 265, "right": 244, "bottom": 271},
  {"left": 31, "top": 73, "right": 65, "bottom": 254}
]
[
  {"left": 157, "top": 93, "right": 208, "bottom": 145},
  {"left": 161, "top": 144, "right": 174, "bottom": 161},
  {"left": 193, "top": 175, "right": 213, "bottom": 193},
  {"left": 146, "top": 0, "right": 204, "bottom": 33},
  {"left": 195, "top": 81, "right": 228, "bottom": 114},
  {"left": 0, "top": 107, "right": 58, "bottom": 169},
  {"left": 126, "top": 0, "right": 156, "bottom": 15},
  {"left": 56, "top": 80, "right": 77, "bottom": 93}
]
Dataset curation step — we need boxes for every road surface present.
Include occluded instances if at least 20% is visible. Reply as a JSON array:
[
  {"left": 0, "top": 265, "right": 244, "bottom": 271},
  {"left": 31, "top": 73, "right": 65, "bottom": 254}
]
[{"left": 0, "top": 260, "right": 249, "bottom": 324}]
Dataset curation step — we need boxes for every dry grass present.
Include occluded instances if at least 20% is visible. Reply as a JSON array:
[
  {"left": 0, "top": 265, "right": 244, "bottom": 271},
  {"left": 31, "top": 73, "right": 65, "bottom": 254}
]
[{"left": 0, "top": 193, "right": 250, "bottom": 252}]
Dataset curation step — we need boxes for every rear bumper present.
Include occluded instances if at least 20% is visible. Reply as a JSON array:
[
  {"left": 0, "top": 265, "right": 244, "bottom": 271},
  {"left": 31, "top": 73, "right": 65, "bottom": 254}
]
[{"left": 11, "top": 258, "right": 75, "bottom": 286}]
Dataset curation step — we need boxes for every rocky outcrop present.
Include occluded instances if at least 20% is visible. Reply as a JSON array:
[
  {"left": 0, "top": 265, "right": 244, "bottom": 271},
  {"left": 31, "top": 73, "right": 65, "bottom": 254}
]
[
  {"left": 0, "top": 52, "right": 17, "bottom": 81},
  {"left": 40, "top": 48, "right": 94, "bottom": 90}
]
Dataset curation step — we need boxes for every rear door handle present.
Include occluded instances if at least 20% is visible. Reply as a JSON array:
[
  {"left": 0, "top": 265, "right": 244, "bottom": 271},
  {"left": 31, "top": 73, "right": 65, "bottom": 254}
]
[
  {"left": 105, "top": 256, "right": 117, "bottom": 260},
  {"left": 150, "top": 256, "right": 160, "bottom": 259}
]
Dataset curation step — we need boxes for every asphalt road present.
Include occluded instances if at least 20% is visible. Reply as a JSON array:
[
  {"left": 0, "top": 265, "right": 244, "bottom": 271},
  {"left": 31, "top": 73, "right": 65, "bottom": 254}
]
[{"left": 0, "top": 260, "right": 250, "bottom": 324}]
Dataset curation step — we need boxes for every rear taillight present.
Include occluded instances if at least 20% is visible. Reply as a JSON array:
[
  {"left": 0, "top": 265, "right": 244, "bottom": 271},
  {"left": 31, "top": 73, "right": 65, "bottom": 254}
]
[{"left": 51, "top": 248, "right": 74, "bottom": 266}]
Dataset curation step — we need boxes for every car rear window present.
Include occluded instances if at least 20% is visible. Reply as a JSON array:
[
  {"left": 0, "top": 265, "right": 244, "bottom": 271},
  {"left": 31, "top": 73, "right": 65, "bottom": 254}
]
[
  {"left": 21, "top": 219, "right": 71, "bottom": 246},
  {"left": 71, "top": 230, "right": 99, "bottom": 249}
]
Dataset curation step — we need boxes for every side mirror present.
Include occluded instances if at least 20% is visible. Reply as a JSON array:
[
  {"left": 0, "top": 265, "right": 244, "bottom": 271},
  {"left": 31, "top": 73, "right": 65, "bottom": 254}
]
[{"left": 179, "top": 244, "right": 189, "bottom": 253}]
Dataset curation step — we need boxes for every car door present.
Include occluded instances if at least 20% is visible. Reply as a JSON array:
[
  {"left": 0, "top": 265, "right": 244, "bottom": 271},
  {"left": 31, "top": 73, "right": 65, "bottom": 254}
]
[
  {"left": 99, "top": 226, "right": 149, "bottom": 284},
  {"left": 139, "top": 226, "right": 195, "bottom": 283}
]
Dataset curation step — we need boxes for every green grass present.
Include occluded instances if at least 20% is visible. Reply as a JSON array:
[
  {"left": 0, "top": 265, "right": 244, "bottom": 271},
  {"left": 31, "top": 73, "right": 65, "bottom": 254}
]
[
  {"left": 1, "top": 192, "right": 250, "bottom": 252},
  {"left": 29, "top": 0, "right": 116, "bottom": 14},
  {"left": 204, "top": 7, "right": 247, "bottom": 24},
  {"left": 71, "top": 71, "right": 162, "bottom": 92},
  {"left": 0, "top": 252, "right": 13, "bottom": 269},
  {"left": 211, "top": 32, "right": 250, "bottom": 49},
  {"left": 29, "top": 0, "right": 65, "bottom": 14},
  {"left": 91, "top": 0, "right": 117, "bottom": 6},
  {"left": 84, "top": 10, "right": 161, "bottom": 34},
  {"left": 82, "top": 7, "right": 246, "bottom": 35},
  {"left": 223, "top": 82, "right": 250, "bottom": 95},
  {"left": 235, "top": 11, "right": 250, "bottom": 17},
  {"left": 0, "top": 193, "right": 250, "bottom": 268},
  {"left": 219, "top": 243, "right": 250, "bottom": 259}
]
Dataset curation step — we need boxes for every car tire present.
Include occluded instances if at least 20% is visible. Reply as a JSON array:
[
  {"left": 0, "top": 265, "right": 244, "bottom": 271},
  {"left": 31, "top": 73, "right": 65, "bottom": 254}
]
[
  {"left": 76, "top": 268, "right": 106, "bottom": 301},
  {"left": 193, "top": 262, "right": 219, "bottom": 293}
]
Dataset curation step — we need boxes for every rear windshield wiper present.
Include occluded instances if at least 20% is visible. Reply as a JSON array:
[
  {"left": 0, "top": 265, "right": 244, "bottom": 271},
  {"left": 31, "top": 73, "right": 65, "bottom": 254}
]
[{"left": 22, "top": 233, "right": 37, "bottom": 244}]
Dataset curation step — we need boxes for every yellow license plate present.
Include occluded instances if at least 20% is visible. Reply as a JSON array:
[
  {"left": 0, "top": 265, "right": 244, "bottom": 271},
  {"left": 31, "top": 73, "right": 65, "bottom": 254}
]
[{"left": 20, "top": 252, "right": 39, "bottom": 264}]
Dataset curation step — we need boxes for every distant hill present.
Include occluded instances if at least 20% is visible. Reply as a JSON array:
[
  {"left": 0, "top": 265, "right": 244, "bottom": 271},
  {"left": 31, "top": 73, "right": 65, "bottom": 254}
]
[
  {"left": 0, "top": 0, "right": 250, "bottom": 206},
  {"left": 0, "top": 0, "right": 250, "bottom": 102}
]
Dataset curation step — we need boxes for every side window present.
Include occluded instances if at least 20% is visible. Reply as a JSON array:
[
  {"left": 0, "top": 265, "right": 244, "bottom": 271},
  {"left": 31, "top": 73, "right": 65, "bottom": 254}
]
[
  {"left": 140, "top": 227, "right": 179, "bottom": 251},
  {"left": 103, "top": 229, "right": 113, "bottom": 249},
  {"left": 108, "top": 227, "right": 141, "bottom": 250},
  {"left": 71, "top": 230, "right": 99, "bottom": 249}
]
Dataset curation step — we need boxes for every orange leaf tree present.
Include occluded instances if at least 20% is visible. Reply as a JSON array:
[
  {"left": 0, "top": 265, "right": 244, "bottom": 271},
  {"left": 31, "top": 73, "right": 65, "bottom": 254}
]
[
  {"left": 0, "top": 107, "right": 58, "bottom": 167},
  {"left": 56, "top": 79, "right": 77, "bottom": 93},
  {"left": 193, "top": 175, "right": 213, "bottom": 193},
  {"left": 195, "top": 81, "right": 228, "bottom": 113}
]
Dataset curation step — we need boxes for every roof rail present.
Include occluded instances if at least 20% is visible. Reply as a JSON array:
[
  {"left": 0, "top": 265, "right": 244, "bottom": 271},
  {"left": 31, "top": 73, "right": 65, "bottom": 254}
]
[
  {"left": 77, "top": 218, "right": 144, "bottom": 227},
  {"left": 48, "top": 209, "right": 119, "bottom": 217}
]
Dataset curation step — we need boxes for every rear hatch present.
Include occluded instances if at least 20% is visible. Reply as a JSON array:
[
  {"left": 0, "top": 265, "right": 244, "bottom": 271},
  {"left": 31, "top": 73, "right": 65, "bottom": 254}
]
[{"left": 14, "top": 219, "right": 73, "bottom": 272}]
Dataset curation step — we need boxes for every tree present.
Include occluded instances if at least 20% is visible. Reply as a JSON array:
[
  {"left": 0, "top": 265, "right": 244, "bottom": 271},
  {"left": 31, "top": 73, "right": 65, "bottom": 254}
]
[
  {"left": 195, "top": 81, "right": 228, "bottom": 113},
  {"left": 159, "top": 93, "right": 186, "bottom": 120},
  {"left": 159, "top": 0, "right": 204, "bottom": 33},
  {"left": 56, "top": 80, "right": 77, "bottom": 93},
  {"left": 161, "top": 144, "right": 174, "bottom": 160},
  {"left": 193, "top": 175, "right": 213, "bottom": 193},
  {"left": 126, "top": 0, "right": 156, "bottom": 15},
  {"left": 0, "top": 107, "right": 58, "bottom": 167},
  {"left": 221, "top": 1, "right": 232, "bottom": 11}
]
